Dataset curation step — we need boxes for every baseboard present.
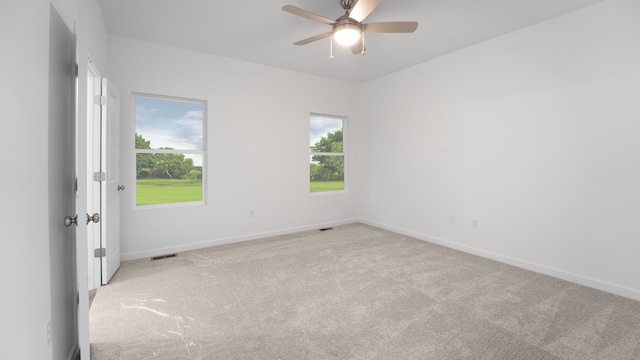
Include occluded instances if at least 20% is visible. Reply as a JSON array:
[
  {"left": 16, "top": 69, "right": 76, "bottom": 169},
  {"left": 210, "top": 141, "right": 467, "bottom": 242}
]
[
  {"left": 359, "top": 218, "right": 640, "bottom": 302},
  {"left": 120, "top": 218, "right": 359, "bottom": 261}
]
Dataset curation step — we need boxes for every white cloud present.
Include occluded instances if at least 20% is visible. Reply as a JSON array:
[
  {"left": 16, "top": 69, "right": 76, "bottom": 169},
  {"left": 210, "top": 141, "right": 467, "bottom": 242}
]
[
  {"left": 310, "top": 115, "right": 342, "bottom": 146},
  {"left": 136, "top": 98, "right": 204, "bottom": 150}
]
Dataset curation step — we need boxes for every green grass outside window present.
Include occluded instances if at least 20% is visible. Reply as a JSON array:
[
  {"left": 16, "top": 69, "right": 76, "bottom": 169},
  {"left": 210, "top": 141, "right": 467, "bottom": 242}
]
[
  {"left": 136, "top": 178, "right": 203, "bottom": 205},
  {"left": 310, "top": 180, "right": 344, "bottom": 193}
]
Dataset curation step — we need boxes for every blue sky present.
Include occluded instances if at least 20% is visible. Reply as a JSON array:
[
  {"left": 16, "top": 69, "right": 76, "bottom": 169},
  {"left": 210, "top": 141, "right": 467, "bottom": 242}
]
[
  {"left": 135, "top": 96, "right": 204, "bottom": 150},
  {"left": 310, "top": 114, "right": 343, "bottom": 147},
  {"left": 136, "top": 96, "right": 204, "bottom": 166}
]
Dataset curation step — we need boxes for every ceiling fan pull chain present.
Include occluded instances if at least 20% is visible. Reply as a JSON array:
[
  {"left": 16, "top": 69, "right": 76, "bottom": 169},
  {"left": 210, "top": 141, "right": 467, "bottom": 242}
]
[
  {"left": 361, "top": 30, "right": 366, "bottom": 55},
  {"left": 330, "top": 36, "right": 334, "bottom": 59}
]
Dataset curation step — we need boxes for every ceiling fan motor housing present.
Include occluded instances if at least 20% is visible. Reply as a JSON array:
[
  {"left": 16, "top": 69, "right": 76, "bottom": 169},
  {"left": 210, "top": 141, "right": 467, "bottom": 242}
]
[{"left": 334, "top": 15, "right": 362, "bottom": 31}]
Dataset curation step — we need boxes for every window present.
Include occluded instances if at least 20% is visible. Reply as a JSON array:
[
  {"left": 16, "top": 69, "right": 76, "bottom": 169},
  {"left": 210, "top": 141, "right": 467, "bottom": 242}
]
[
  {"left": 309, "top": 114, "right": 346, "bottom": 193},
  {"left": 134, "top": 94, "right": 206, "bottom": 206}
]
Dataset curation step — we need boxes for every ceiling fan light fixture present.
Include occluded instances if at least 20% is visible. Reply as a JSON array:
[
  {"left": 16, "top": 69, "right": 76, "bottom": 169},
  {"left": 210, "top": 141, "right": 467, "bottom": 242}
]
[
  {"left": 333, "top": 23, "right": 361, "bottom": 46},
  {"left": 283, "top": 0, "right": 418, "bottom": 54}
]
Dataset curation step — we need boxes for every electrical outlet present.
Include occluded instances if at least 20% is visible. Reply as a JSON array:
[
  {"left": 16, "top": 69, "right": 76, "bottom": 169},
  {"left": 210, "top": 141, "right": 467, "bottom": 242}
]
[
  {"left": 472, "top": 219, "right": 479, "bottom": 229},
  {"left": 47, "top": 320, "right": 52, "bottom": 346},
  {"left": 449, "top": 215, "right": 456, "bottom": 224}
]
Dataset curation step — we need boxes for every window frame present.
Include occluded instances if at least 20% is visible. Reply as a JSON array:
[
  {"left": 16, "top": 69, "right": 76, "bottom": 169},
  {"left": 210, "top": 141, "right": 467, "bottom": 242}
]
[
  {"left": 309, "top": 113, "right": 348, "bottom": 194},
  {"left": 132, "top": 92, "right": 207, "bottom": 209}
]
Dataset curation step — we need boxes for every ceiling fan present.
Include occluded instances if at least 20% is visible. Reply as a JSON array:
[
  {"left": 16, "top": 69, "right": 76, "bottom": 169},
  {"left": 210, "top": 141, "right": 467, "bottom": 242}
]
[{"left": 282, "top": 0, "right": 418, "bottom": 55}]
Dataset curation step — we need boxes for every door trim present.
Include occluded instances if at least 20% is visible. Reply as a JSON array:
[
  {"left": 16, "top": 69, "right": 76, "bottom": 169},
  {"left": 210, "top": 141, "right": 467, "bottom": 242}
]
[{"left": 87, "top": 59, "right": 103, "bottom": 290}]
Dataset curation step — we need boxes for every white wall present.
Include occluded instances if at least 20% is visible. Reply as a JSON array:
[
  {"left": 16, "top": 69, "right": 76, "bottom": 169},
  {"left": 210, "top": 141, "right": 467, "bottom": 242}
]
[
  {"left": 108, "top": 36, "right": 359, "bottom": 260},
  {"left": 359, "top": 0, "right": 640, "bottom": 300},
  {"left": 0, "top": 1, "right": 53, "bottom": 358},
  {"left": 50, "top": 0, "right": 77, "bottom": 30},
  {"left": 0, "top": 0, "right": 107, "bottom": 358},
  {"left": 86, "top": 0, "right": 108, "bottom": 75}
]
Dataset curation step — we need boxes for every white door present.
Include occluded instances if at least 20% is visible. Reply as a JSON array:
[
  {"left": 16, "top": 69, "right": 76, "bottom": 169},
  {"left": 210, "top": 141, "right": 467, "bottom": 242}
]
[
  {"left": 101, "top": 79, "right": 122, "bottom": 284},
  {"left": 49, "top": 5, "right": 79, "bottom": 359}
]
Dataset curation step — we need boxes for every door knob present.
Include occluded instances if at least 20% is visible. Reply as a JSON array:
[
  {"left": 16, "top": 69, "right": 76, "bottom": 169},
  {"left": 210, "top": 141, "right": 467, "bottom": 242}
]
[
  {"left": 86, "top": 213, "right": 100, "bottom": 225},
  {"left": 64, "top": 215, "right": 78, "bottom": 227},
  {"left": 117, "top": 185, "right": 125, "bottom": 191}
]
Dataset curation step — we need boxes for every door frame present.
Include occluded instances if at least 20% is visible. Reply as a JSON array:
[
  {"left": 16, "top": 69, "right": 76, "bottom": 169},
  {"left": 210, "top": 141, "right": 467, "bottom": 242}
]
[
  {"left": 75, "top": 31, "right": 91, "bottom": 360},
  {"left": 87, "top": 59, "right": 103, "bottom": 290}
]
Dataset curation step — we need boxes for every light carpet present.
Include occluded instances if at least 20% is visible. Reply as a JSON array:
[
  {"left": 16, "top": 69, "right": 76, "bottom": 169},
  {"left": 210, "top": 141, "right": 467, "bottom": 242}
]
[{"left": 90, "top": 223, "right": 640, "bottom": 359}]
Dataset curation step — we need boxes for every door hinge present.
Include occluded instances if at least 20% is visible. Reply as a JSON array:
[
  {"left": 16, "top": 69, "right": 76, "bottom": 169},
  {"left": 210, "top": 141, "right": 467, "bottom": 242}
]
[
  {"left": 94, "top": 95, "right": 106, "bottom": 106},
  {"left": 93, "top": 172, "right": 106, "bottom": 182},
  {"left": 94, "top": 248, "right": 106, "bottom": 258}
]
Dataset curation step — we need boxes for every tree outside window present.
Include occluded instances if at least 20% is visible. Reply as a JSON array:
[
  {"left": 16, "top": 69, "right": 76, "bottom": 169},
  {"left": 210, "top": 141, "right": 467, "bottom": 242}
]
[
  {"left": 309, "top": 114, "right": 346, "bottom": 193},
  {"left": 134, "top": 95, "right": 206, "bottom": 206}
]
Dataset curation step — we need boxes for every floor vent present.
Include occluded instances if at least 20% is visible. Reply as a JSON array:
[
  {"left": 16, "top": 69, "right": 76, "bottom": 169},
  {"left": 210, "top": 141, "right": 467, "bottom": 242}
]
[
  {"left": 319, "top": 227, "right": 334, "bottom": 232},
  {"left": 151, "top": 253, "right": 177, "bottom": 261}
]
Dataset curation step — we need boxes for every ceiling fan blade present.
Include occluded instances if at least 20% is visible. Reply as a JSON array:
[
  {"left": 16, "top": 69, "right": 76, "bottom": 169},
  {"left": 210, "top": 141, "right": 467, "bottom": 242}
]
[
  {"left": 293, "top": 32, "right": 332, "bottom": 46},
  {"left": 348, "top": 0, "right": 382, "bottom": 23},
  {"left": 363, "top": 22, "right": 418, "bottom": 33},
  {"left": 350, "top": 38, "right": 366, "bottom": 55},
  {"left": 282, "top": 5, "right": 335, "bottom": 25}
]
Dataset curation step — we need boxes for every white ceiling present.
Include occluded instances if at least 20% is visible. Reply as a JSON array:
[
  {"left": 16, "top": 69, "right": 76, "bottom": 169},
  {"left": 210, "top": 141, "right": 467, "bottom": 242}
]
[{"left": 98, "top": 0, "right": 602, "bottom": 84}]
